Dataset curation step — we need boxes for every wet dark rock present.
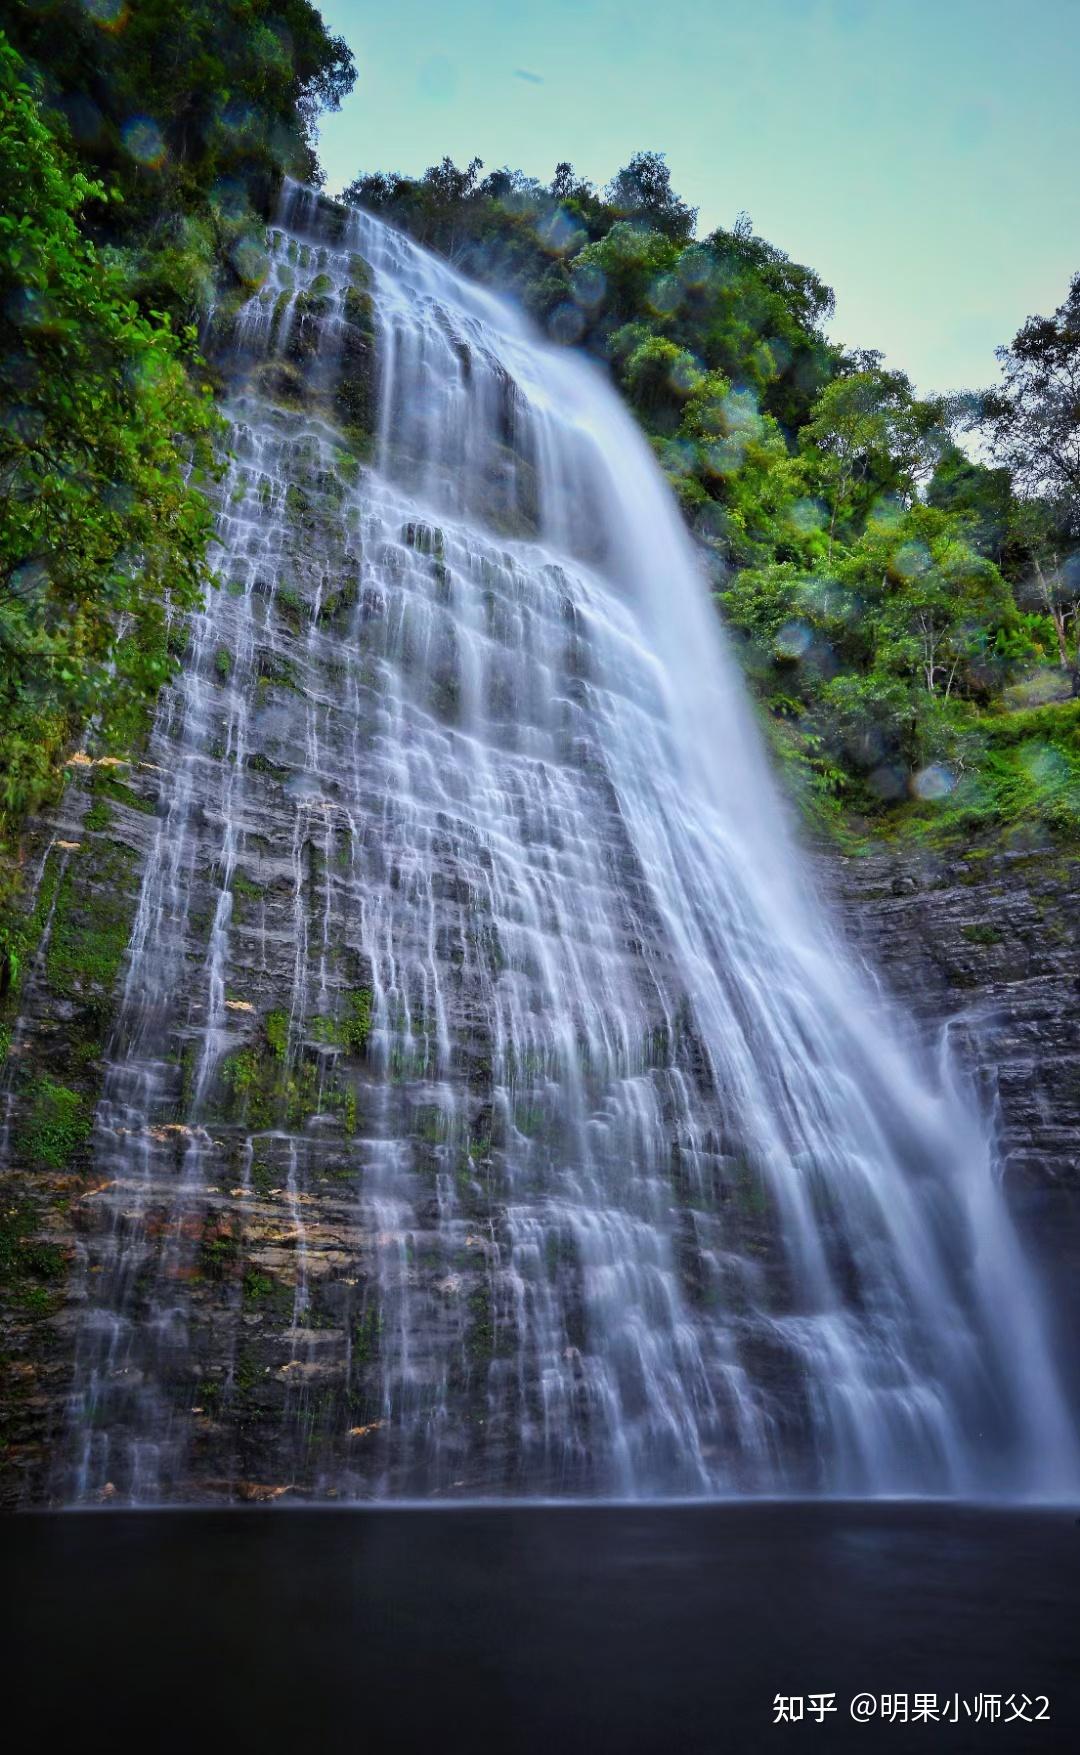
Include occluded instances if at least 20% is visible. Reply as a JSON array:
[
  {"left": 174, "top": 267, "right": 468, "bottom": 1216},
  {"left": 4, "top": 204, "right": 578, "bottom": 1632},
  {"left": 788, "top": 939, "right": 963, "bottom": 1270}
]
[
  {"left": 823, "top": 843, "right": 1080, "bottom": 1189},
  {"left": 3, "top": 186, "right": 1075, "bottom": 1511}
]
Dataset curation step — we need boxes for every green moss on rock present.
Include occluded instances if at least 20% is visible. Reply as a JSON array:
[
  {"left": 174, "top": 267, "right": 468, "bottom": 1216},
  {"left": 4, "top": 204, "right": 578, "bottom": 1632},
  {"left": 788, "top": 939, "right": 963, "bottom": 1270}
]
[
  {"left": 90, "top": 770, "right": 155, "bottom": 816},
  {"left": 340, "top": 989, "right": 372, "bottom": 1054},
  {"left": 265, "top": 1008, "right": 289, "bottom": 1061},
  {"left": 17, "top": 1078, "right": 93, "bottom": 1168},
  {"left": 45, "top": 848, "right": 137, "bottom": 1001}
]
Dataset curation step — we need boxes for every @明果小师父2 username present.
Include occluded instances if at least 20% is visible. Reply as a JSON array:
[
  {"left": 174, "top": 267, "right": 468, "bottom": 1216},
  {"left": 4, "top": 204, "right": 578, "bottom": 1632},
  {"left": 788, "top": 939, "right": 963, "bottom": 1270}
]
[{"left": 773, "top": 1693, "right": 1050, "bottom": 1725}]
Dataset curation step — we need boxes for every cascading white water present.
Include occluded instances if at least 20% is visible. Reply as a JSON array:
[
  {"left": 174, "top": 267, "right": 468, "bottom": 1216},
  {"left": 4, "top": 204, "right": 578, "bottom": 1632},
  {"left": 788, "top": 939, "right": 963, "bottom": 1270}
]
[{"left": 60, "top": 184, "right": 1076, "bottom": 1502}]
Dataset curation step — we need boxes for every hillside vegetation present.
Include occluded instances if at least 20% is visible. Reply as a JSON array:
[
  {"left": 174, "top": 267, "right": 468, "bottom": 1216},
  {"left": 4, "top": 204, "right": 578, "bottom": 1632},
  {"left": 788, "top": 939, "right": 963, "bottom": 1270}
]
[
  {"left": 348, "top": 154, "right": 1080, "bottom": 850},
  {"left": 2, "top": 8, "right": 1079, "bottom": 990},
  {"left": 0, "top": 4, "right": 354, "bottom": 981}
]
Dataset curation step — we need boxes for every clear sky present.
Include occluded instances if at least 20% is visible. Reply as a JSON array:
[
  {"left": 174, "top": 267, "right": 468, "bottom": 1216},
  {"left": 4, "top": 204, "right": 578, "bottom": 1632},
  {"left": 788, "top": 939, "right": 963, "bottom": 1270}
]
[{"left": 313, "top": 0, "right": 1079, "bottom": 397}]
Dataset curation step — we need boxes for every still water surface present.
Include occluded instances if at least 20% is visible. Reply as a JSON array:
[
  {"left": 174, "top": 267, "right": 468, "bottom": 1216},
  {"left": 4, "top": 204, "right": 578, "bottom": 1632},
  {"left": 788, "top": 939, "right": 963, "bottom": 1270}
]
[{"left": 9, "top": 1503, "right": 1079, "bottom": 1751}]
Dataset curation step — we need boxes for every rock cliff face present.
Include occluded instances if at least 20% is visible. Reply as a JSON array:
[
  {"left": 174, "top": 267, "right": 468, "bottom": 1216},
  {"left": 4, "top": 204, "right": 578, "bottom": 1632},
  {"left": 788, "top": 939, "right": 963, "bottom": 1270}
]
[
  {"left": 826, "top": 844, "right": 1080, "bottom": 1192},
  {"left": 6, "top": 826, "right": 1077, "bottom": 1505},
  {"left": 1, "top": 189, "right": 1076, "bottom": 1507},
  {"left": 826, "top": 840, "right": 1080, "bottom": 1424},
  {"left": 1, "top": 187, "right": 387, "bottom": 1505}
]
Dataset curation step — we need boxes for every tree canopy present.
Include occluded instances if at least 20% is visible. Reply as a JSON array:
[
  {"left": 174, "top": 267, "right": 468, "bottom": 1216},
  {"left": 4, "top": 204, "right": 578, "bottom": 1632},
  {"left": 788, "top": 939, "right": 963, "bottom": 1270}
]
[
  {"left": 0, "top": 33, "right": 222, "bottom": 830},
  {"left": 0, "top": 6, "right": 354, "bottom": 966},
  {"left": 3, "top": 2, "right": 355, "bottom": 325},
  {"left": 342, "top": 149, "right": 1080, "bottom": 841},
  {"left": 976, "top": 272, "right": 1080, "bottom": 503}
]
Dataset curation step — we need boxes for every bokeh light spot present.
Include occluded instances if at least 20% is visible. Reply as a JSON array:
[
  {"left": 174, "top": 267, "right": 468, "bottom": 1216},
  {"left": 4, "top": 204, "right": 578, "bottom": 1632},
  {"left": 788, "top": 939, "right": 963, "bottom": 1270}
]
[
  {"left": 418, "top": 57, "right": 456, "bottom": 102},
  {"left": 868, "top": 764, "right": 908, "bottom": 801},
  {"left": 122, "top": 116, "right": 166, "bottom": 167},
  {"left": 5, "top": 288, "right": 49, "bottom": 328},
  {"left": 911, "top": 764, "right": 956, "bottom": 800},
  {"left": 81, "top": 0, "right": 128, "bottom": 30},
  {"left": 541, "top": 208, "right": 587, "bottom": 258},
  {"left": 893, "top": 541, "right": 932, "bottom": 580},
  {"left": 570, "top": 263, "right": 606, "bottom": 309},
  {"left": 789, "top": 497, "right": 827, "bottom": 535},
  {"left": 648, "top": 275, "right": 682, "bottom": 317},
  {"left": 1020, "top": 743, "right": 1066, "bottom": 787},
  {"left": 60, "top": 93, "right": 105, "bottom": 145},
  {"left": 775, "top": 620, "right": 813, "bottom": 658},
  {"left": 548, "top": 303, "right": 585, "bottom": 345},
  {"left": 231, "top": 238, "right": 270, "bottom": 288}
]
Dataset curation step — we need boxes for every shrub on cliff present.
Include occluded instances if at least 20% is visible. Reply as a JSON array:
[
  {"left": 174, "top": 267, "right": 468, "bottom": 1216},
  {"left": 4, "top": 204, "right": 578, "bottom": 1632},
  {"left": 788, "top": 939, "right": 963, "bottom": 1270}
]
[{"left": 0, "top": 32, "right": 221, "bottom": 849}]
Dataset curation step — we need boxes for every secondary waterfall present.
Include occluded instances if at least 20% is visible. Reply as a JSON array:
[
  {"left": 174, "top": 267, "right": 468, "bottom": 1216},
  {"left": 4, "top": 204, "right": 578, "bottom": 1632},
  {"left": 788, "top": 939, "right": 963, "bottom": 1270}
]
[{"left": 60, "top": 184, "right": 1076, "bottom": 1503}]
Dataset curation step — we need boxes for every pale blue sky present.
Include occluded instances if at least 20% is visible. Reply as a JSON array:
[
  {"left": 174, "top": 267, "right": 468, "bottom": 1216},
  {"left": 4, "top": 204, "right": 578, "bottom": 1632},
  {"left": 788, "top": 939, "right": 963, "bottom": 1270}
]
[{"left": 314, "top": 0, "right": 1079, "bottom": 396}]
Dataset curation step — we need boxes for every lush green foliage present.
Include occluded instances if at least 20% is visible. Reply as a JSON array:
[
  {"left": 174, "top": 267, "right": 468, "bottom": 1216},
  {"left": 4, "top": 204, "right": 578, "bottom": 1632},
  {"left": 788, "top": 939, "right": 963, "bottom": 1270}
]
[
  {"left": 0, "top": 5, "right": 354, "bottom": 978},
  {"left": 973, "top": 271, "right": 1080, "bottom": 504},
  {"left": 3, "top": 8, "right": 1078, "bottom": 857},
  {"left": 346, "top": 151, "right": 1080, "bottom": 843},
  {"left": 3, "top": 0, "right": 355, "bottom": 326},
  {"left": 0, "top": 33, "right": 220, "bottom": 833}
]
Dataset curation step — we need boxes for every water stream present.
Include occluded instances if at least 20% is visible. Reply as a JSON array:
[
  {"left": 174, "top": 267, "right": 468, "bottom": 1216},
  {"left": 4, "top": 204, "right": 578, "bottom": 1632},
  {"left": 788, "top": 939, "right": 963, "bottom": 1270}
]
[{"left": 59, "top": 184, "right": 1077, "bottom": 1503}]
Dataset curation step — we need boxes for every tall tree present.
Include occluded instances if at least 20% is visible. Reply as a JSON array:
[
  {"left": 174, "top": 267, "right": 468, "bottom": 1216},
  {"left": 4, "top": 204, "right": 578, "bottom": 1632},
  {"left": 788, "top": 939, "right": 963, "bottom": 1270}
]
[
  {"left": 800, "top": 369, "right": 947, "bottom": 556},
  {"left": 1009, "top": 497, "right": 1080, "bottom": 674},
  {"left": 977, "top": 272, "right": 1080, "bottom": 501},
  {"left": 4, "top": 0, "right": 355, "bottom": 204},
  {"left": 604, "top": 151, "right": 697, "bottom": 244},
  {"left": 926, "top": 443, "right": 1014, "bottom": 565}
]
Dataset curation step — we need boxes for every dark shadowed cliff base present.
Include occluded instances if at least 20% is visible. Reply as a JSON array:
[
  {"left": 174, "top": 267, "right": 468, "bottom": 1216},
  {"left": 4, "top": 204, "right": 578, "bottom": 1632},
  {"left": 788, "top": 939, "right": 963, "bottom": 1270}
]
[
  {"left": 8, "top": 1503, "right": 1080, "bottom": 1753},
  {"left": 829, "top": 841, "right": 1080, "bottom": 1420}
]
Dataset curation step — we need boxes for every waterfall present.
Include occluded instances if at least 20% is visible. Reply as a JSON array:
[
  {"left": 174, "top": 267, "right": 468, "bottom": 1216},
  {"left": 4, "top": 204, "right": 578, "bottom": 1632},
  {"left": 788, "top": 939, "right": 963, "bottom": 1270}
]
[{"left": 59, "top": 183, "right": 1076, "bottom": 1503}]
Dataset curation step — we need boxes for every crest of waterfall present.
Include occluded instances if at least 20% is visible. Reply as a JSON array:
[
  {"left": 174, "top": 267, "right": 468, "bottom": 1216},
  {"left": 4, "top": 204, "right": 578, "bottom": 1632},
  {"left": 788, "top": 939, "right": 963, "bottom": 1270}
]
[{"left": 58, "top": 182, "right": 1076, "bottom": 1503}]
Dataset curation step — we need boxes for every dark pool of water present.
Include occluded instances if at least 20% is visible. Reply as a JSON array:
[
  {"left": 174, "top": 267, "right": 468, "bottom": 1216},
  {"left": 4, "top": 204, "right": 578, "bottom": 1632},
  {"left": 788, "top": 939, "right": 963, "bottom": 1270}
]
[{"left": 7, "top": 1502, "right": 1079, "bottom": 1751}]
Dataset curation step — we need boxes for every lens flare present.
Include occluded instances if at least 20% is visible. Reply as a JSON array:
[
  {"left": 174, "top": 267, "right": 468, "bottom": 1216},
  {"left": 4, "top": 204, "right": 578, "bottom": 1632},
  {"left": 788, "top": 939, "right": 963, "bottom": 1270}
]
[
  {"left": 788, "top": 497, "right": 827, "bottom": 535},
  {"left": 61, "top": 93, "right": 105, "bottom": 144},
  {"left": 775, "top": 619, "right": 813, "bottom": 658},
  {"left": 81, "top": 0, "right": 128, "bottom": 30},
  {"left": 911, "top": 763, "right": 956, "bottom": 800},
  {"left": 220, "top": 100, "right": 259, "bottom": 139},
  {"left": 662, "top": 437, "right": 699, "bottom": 478},
  {"left": 723, "top": 387, "right": 760, "bottom": 433},
  {"left": 893, "top": 541, "right": 931, "bottom": 580},
  {"left": 2, "top": 403, "right": 45, "bottom": 442},
  {"left": 764, "top": 334, "right": 793, "bottom": 372},
  {"left": 103, "top": 483, "right": 136, "bottom": 516},
  {"left": 866, "top": 495, "right": 904, "bottom": 532},
  {"left": 868, "top": 764, "right": 908, "bottom": 800},
  {"left": 10, "top": 559, "right": 50, "bottom": 596},
  {"left": 418, "top": 56, "right": 456, "bottom": 102},
  {"left": 122, "top": 117, "right": 166, "bottom": 167},
  {"left": 232, "top": 237, "right": 271, "bottom": 288},
  {"left": 648, "top": 275, "right": 682, "bottom": 317},
  {"left": 211, "top": 178, "right": 250, "bottom": 221},
  {"left": 541, "top": 208, "right": 586, "bottom": 257},
  {"left": 704, "top": 437, "right": 746, "bottom": 477},
  {"left": 5, "top": 288, "right": 49, "bottom": 328},
  {"left": 677, "top": 248, "right": 713, "bottom": 292},
  {"left": 1020, "top": 743, "right": 1067, "bottom": 787},
  {"left": 548, "top": 302, "right": 585, "bottom": 345},
  {"left": 570, "top": 263, "right": 606, "bottom": 309},
  {"left": 667, "top": 353, "right": 700, "bottom": 395}
]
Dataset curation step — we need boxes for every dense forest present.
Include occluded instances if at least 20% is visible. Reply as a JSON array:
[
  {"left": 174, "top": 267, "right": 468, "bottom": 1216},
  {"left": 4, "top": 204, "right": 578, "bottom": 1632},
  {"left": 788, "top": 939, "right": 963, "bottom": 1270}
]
[
  {"left": 346, "top": 153, "right": 1080, "bottom": 847},
  {"left": 2, "top": 1, "right": 1079, "bottom": 1006}
]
